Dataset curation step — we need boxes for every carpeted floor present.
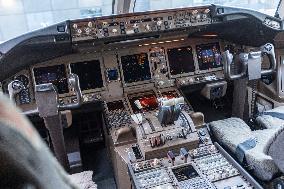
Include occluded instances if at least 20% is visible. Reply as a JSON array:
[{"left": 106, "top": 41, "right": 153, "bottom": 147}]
[
  {"left": 185, "top": 90, "right": 233, "bottom": 123},
  {"left": 81, "top": 143, "right": 117, "bottom": 189}
]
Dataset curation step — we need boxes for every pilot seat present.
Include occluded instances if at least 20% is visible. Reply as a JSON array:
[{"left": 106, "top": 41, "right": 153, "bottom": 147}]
[{"left": 209, "top": 109, "right": 284, "bottom": 182}]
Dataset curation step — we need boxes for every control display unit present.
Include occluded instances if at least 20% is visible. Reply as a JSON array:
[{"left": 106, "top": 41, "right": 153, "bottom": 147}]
[
  {"left": 33, "top": 64, "right": 68, "bottom": 94},
  {"left": 121, "top": 53, "right": 151, "bottom": 83},
  {"left": 70, "top": 60, "right": 103, "bottom": 91},
  {"left": 167, "top": 46, "right": 195, "bottom": 76},
  {"left": 129, "top": 92, "right": 158, "bottom": 113},
  {"left": 172, "top": 164, "right": 199, "bottom": 182},
  {"left": 196, "top": 42, "right": 222, "bottom": 70}
]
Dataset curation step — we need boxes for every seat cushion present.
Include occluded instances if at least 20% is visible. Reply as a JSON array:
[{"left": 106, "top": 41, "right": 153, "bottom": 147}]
[
  {"left": 209, "top": 118, "right": 279, "bottom": 181},
  {"left": 209, "top": 118, "right": 252, "bottom": 154},
  {"left": 245, "top": 129, "right": 280, "bottom": 181}
]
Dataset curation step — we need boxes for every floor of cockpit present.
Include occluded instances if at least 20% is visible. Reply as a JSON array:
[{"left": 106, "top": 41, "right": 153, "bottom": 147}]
[
  {"left": 184, "top": 85, "right": 233, "bottom": 122},
  {"left": 81, "top": 143, "right": 117, "bottom": 189}
]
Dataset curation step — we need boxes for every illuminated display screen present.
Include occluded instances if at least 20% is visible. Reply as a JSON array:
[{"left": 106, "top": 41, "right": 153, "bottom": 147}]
[
  {"left": 33, "top": 64, "right": 68, "bottom": 94},
  {"left": 121, "top": 53, "right": 151, "bottom": 83},
  {"left": 107, "top": 100, "right": 124, "bottom": 111},
  {"left": 129, "top": 93, "right": 158, "bottom": 113},
  {"left": 70, "top": 60, "right": 103, "bottom": 91},
  {"left": 172, "top": 165, "right": 199, "bottom": 182},
  {"left": 161, "top": 91, "right": 179, "bottom": 99},
  {"left": 196, "top": 42, "right": 222, "bottom": 70},
  {"left": 107, "top": 69, "right": 119, "bottom": 81},
  {"left": 167, "top": 46, "right": 195, "bottom": 75}
]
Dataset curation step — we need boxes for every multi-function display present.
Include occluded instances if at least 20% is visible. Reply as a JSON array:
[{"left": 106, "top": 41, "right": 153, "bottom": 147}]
[
  {"left": 70, "top": 60, "right": 104, "bottom": 91},
  {"left": 167, "top": 46, "right": 195, "bottom": 76},
  {"left": 121, "top": 53, "right": 151, "bottom": 83},
  {"left": 33, "top": 64, "right": 68, "bottom": 94},
  {"left": 196, "top": 42, "right": 222, "bottom": 70}
]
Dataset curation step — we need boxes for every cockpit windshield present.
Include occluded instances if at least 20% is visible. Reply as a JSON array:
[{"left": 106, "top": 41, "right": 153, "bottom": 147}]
[
  {"left": 131, "top": 0, "right": 280, "bottom": 16},
  {"left": 0, "top": 0, "right": 280, "bottom": 43}
]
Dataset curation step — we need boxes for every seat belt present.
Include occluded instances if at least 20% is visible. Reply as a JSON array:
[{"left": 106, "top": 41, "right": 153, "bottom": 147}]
[
  {"left": 235, "top": 138, "right": 257, "bottom": 163},
  {"left": 263, "top": 111, "right": 284, "bottom": 120}
]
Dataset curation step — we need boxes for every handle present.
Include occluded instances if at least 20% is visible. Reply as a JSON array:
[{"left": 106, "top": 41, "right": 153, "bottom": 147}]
[
  {"left": 223, "top": 50, "right": 247, "bottom": 80},
  {"left": 59, "top": 73, "right": 83, "bottom": 110},
  {"left": 7, "top": 80, "right": 24, "bottom": 101},
  {"left": 223, "top": 43, "right": 276, "bottom": 80},
  {"left": 260, "top": 43, "right": 276, "bottom": 75}
]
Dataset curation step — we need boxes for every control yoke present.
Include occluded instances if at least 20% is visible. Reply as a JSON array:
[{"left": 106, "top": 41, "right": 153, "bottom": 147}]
[
  {"left": 7, "top": 80, "right": 25, "bottom": 101},
  {"left": 59, "top": 73, "right": 83, "bottom": 110},
  {"left": 223, "top": 43, "right": 276, "bottom": 80},
  {"left": 34, "top": 73, "right": 82, "bottom": 170}
]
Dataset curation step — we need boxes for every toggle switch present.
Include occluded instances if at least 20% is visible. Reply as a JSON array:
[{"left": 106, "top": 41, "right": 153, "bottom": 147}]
[
  {"left": 180, "top": 148, "right": 189, "bottom": 163},
  {"left": 167, "top": 151, "right": 175, "bottom": 166}
]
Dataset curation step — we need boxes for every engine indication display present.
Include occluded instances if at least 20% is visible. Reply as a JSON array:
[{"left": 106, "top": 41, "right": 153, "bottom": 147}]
[
  {"left": 129, "top": 92, "right": 158, "bottom": 113},
  {"left": 196, "top": 42, "right": 222, "bottom": 70},
  {"left": 70, "top": 60, "right": 104, "bottom": 91},
  {"left": 121, "top": 53, "right": 151, "bottom": 84},
  {"left": 33, "top": 64, "right": 68, "bottom": 94},
  {"left": 167, "top": 46, "right": 195, "bottom": 76}
]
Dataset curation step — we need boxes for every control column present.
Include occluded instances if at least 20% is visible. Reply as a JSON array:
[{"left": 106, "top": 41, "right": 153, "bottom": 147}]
[{"left": 35, "top": 74, "right": 82, "bottom": 170}]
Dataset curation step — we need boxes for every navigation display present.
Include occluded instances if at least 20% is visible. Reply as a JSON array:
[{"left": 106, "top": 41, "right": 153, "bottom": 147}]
[
  {"left": 196, "top": 42, "right": 222, "bottom": 70},
  {"left": 167, "top": 46, "right": 195, "bottom": 75},
  {"left": 33, "top": 64, "right": 68, "bottom": 94},
  {"left": 70, "top": 60, "right": 103, "bottom": 91},
  {"left": 121, "top": 53, "right": 151, "bottom": 83}
]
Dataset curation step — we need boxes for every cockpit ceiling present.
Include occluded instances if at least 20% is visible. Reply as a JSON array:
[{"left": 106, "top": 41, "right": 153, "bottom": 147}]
[{"left": 0, "top": 4, "right": 282, "bottom": 81}]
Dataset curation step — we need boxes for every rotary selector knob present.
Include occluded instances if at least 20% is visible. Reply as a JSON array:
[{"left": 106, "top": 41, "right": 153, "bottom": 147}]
[
  {"left": 157, "top": 20, "right": 162, "bottom": 26},
  {"left": 88, "top": 21, "right": 93, "bottom": 27},
  {"left": 73, "top": 24, "right": 78, "bottom": 29},
  {"left": 145, "top": 24, "right": 151, "bottom": 31}
]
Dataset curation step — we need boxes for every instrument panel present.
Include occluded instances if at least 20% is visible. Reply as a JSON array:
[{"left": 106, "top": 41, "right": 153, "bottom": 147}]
[{"left": 2, "top": 36, "right": 235, "bottom": 109}]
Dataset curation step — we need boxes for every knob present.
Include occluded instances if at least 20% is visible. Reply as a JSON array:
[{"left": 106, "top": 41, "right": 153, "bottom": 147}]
[
  {"left": 73, "top": 24, "right": 78, "bottom": 29},
  {"left": 157, "top": 20, "right": 162, "bottom": 26},
  {"left": 145, "top": 24, "right": 151, "bottom": 31},
  {"left": 167, "top": 151, "right": 175, "bottom": 166},
  {"left": 158, "top": 81, "right": 165, "bottom": 86},
  {"left": 133, "top": 23, "right": 138, "bottom": 28},
  {"left": 112, "top": 28, "right": 118, "bottom": 33},
  {"left": 88, "top": 21, "right": 93, "bottom": 27}
]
